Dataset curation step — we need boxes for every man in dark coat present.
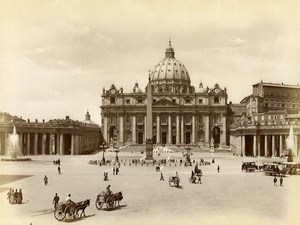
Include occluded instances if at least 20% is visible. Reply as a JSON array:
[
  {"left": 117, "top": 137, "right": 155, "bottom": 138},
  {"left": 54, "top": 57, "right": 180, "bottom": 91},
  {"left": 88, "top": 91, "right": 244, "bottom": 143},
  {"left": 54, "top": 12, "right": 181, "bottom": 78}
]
[{"left": 53, "top": 193, "right": 60, "bottom": 209}]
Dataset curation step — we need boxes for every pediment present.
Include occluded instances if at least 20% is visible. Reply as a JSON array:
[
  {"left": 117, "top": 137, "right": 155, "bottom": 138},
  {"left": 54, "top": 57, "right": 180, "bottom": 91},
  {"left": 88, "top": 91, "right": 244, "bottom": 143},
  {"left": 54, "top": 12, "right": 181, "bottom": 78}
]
[{"left": 153, "top": 98, "right": 178, "bottom": 106}]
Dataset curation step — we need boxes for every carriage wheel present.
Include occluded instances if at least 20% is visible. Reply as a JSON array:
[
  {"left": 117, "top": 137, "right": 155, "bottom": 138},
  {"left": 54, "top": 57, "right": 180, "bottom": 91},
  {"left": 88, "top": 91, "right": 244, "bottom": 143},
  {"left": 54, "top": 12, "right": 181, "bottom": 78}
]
[
  {"left": 54, "top": 209, "right": 65, "bottom": 221},
  {"left": 64, "top": 204, "right": 76, "bottom": 220},
  {"left": 95, "top": 199, "right": 104, "bottom": 210},
  {"left": 106, "top": 196, "right": 114, "bottom": 209}
]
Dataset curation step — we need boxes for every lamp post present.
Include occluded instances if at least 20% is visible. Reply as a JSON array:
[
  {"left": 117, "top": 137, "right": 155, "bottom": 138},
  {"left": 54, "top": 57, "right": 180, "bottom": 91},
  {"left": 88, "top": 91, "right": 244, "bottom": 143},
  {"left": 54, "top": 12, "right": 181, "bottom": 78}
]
[
  {"left": 114, "top": 144, "right": 120, "bottom": 163},
  {"left": 101, "top": 142, "right": 105, "bottom": 164},
  {"left": 184, "top": 145, "right": 192, "bottom": 166}
]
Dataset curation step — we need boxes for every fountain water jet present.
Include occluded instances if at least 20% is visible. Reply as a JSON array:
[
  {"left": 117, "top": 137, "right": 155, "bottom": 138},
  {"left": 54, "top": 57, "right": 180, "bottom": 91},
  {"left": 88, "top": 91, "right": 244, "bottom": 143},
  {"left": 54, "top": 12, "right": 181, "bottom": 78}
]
[{"left": 286, "top": 126, "right": 296, "bottom": 162}]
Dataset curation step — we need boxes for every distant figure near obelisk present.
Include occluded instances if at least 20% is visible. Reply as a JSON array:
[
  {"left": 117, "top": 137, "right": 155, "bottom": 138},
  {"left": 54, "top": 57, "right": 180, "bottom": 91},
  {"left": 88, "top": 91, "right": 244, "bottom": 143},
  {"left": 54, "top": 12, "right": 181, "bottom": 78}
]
[{"left": 145, "top": 77, "right": 154, "bottom": 161}]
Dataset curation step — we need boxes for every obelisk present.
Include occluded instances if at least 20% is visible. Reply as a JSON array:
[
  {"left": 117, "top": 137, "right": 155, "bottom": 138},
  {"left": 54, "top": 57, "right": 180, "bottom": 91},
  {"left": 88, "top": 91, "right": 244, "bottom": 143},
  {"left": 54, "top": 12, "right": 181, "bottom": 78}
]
[{"left": 145, "top": 79, "right": 154, "bottom": 161}]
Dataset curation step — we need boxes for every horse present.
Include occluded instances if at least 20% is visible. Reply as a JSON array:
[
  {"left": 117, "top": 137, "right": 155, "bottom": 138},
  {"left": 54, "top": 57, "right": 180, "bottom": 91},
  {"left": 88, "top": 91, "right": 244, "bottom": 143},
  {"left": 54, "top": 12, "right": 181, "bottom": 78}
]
[
  {"left": 113, "top": 192, "right": 123, "bottom": 207},
  {"left": 75, "top": 199, "right": 90, "bottom": 217}
]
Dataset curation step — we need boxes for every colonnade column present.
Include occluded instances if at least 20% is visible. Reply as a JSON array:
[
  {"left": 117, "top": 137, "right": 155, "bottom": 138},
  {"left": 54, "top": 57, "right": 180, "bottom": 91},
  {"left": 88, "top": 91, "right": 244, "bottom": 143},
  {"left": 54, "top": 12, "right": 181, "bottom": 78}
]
[
  {"left": 42, "top": 133, "right": 46, "bottom": 155},
  {"left": 168, "top": 115, "right": 171, "bottom": 144},
  {"left": 132, "top": 115, "right": 136, "bottom": 144},
  {"left": 241, "top": 135, "right": 245, "bottom": 156},
  {"left": 34, "top": 133, "right": 38, "bottom": 155},
  {"left": 71, "top": 134, "right": 75, "bottom": 155},
  {"left": 49, "top": 134, "right": 54, "bottom": 155},
  {"left": 176, "top": 115, "right": 180, "bottom": 144},
  {"left": 5, "top": 133, "right": 9, "bottom": 155},
  {"left": 56, "top": 134, "right": 60, "bottom": 155},
  {"left": 27, "top": 133, "right": 30, "bottom": 155},
  {"left": 264, "top": 135, "right": 268, "bottom": 157},
  {"left": 221, "top": 114, "right": 226, "bottom": 145},
  {"left": 253, "top": 135, "right": 257, "bottom": 156},
  {"left": 279, "top": 135, "right": 283, "bottom": 156},
  {"left": 59, "top": 134, "right": 64, "bottom": 155},
  {"left": 272, "top": 135, "right": 275, "bottom": 157},
  {"left": 257, "top": 135, "right": 261, "bottom": 157},
  {"left": 181, "top": 115, "right": 184, "bottom": 144},
  {"left": 157, "top": 115, "right": 160, "bottom": 144},
  {"left": 144, "top": 116, "right": 146, "bottom": 144},
  {"left": 192, "top": 115, "right": 196, "bottom": 144},
  {"left": 204, "top": 116, "right": 209, "bottom": 145},
  {"left": 295, "top": 135, "right": 298, "bottom": 156},
  {"left": 119, "top": 115, "right": 124, "bottom": 144},
  {"left": 19, "top": 133, "right": 23, "bottom": 155}
]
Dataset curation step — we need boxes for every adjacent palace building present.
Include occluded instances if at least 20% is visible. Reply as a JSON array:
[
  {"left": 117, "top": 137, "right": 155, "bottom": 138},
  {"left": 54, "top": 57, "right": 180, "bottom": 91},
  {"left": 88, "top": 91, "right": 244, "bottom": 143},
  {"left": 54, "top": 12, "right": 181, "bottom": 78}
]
[
  {"left": 101, "top": 41, "right": 229, "bottom": 148},
  {"left": 230, "top": 81, "right": 300, "bottom": 157}
]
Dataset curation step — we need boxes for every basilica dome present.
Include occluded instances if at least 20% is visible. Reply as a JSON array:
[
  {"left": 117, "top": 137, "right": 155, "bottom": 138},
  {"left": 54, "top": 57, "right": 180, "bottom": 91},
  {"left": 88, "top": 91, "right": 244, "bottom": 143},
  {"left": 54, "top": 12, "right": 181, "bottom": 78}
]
[{"left": 150, "top": 41, "right": 191, "bottom": 88}]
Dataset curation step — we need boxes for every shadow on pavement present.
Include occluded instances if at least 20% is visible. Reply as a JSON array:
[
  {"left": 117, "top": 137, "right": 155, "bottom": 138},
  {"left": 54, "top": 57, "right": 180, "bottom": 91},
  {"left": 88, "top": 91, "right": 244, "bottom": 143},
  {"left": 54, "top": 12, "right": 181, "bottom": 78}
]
[
  {"left": 64, "top": 214, "right": 96, "bottom": 223},
  {"left": 104, "top": 204, "right": 127, "bottom": 211},
  {"left": 32, "top": 208, "right": 54, "bottom": 217}
]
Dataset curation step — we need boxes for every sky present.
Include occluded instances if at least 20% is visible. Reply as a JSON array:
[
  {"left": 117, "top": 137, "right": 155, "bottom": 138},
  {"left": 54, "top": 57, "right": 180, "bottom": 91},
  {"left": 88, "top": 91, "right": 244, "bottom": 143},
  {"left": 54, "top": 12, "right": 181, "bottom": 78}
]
[{"left": 0, "top": 0, "right": 300, "bottom": 125}]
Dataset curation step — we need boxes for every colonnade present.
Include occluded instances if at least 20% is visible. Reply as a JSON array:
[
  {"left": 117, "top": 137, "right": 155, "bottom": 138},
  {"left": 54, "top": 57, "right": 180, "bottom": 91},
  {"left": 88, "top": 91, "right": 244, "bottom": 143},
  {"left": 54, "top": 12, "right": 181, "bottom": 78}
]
[{"left": 240, "top": 134, "right": 299, "bottom": 157}]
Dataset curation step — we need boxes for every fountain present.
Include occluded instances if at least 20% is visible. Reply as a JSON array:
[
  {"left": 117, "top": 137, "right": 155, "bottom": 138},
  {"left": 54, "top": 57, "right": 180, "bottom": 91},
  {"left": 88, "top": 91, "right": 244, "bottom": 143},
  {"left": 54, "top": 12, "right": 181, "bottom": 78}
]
[
  {"left": 1, "top": 126, "right": 31, "bottom": 161},
  {"left": 286, "top": 126, "right": 295, "bottom": 162}
]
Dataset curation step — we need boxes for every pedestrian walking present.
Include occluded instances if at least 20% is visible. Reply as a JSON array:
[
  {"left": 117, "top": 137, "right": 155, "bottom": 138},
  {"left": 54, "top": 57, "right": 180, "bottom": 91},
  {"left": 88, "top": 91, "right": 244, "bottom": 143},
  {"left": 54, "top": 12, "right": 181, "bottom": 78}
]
[
  {"left": 52, "top": 193, "right": 60, "bottom": 209},
  {"left": 273, "top": 175, "right": 277, "bottom": 186},
  {"left": 280, "top": 176, "right": 283, "bottom": 186},
  {"left": 191, "top": 170, "right": 194, "bottom": 178},
  {"left": 217, "top": 165, "right": 220, "bottom": 173},
  {"left": 160, "top": 172, "right": 164, "bottom": 181},
  {"left": 58, "top": 166, "right": 61, "bottom": 175},
  {"left": 10, "top": 190, "right": 15, "bottom": 204},
  {"left": 113, "top": 167, "right": 115, "bottom": 175},
  {"left": 44, "top": 175, "right": 48, "bottom": 185},
  {"left": 116, "top": 167, "right": 119, "bottom": 175}
]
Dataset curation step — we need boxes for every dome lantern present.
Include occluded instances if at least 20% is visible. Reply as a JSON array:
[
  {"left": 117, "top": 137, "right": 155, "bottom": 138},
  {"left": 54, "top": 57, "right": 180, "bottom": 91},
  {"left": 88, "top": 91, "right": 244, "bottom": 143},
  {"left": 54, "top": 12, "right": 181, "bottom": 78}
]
[{"left": 165, "top": 39, "right": 175, "bottom": 58}]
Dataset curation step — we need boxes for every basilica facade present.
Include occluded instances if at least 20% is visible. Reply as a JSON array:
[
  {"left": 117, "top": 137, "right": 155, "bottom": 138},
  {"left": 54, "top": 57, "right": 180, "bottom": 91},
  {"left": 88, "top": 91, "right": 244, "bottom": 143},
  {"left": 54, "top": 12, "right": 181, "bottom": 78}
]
[{"left": 101, "top": 42, "right": 229, "bottom": 147}]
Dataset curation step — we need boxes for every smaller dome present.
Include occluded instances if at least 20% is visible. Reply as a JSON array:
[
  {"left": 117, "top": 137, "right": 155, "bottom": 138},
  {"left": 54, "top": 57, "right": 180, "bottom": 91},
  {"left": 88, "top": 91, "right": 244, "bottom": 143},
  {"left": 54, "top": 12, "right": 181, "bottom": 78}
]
[
  {"left": 132, "top": 82, "right": 143, "bottom": 93},
  {"left": 197, "top": 82, "right": 205, "bottom": 93}
]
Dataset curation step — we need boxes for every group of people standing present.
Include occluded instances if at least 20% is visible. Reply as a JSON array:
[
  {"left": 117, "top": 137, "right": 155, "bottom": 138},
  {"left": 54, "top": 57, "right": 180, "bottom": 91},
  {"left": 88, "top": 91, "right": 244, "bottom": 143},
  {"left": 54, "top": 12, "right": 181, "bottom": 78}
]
[
  {"left": 273, "top": 175, "right": 284, "bottom": 186},
  {"left": 113, "top": 166, "right": 120, "bottom": 175},
  {"left": 7, "top": 189, "right": 23, "bottom": 204}
]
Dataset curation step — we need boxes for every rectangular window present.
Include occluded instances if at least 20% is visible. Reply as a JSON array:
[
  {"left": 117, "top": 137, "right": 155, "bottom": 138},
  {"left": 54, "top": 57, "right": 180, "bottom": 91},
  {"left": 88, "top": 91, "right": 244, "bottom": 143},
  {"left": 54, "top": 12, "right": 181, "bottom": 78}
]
[
  {"left": 110, "top": 97, "right": 116, "bottom": 104},
  {"left": 126, "top": 99, "right": 130, "bottom": 104},
  {"left": 185, "top": 98, "right": 191, "bottom": 104},
  {"left": 172, "top": 99, "right": 176, "bottom": 103},
  {"left": 214, "top": 97, "right": 219, "bottom": 104},
  {"left": 198, "top": 99, "right": 203, "bottom": 104},
  {"left": 137, "top": 99, "right": 143, "bottom": 104}
]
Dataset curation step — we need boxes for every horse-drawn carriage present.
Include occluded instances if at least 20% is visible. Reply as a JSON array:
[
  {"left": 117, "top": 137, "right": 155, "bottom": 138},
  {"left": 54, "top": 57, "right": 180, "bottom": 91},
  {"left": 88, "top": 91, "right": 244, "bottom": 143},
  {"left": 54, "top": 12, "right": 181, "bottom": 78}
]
[
  {"left": 169, "top": 176, "right": 180, "bottom": 187},
  {"left": 189, "top": 175, "right": 202, "bottom": 184},
  {"left": 54, "top": 199, "right": 90, "bottom": 221},
  {"left": 95, "top": 191, "right": 123, "bottom": 210}
]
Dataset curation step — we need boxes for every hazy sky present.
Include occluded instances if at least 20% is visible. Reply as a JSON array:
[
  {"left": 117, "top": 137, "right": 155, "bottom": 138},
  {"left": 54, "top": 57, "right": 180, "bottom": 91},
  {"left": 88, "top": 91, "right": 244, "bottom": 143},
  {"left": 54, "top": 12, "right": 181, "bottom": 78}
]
[{"left": 1, "top": 0, "right": 300, "bottom": 124}]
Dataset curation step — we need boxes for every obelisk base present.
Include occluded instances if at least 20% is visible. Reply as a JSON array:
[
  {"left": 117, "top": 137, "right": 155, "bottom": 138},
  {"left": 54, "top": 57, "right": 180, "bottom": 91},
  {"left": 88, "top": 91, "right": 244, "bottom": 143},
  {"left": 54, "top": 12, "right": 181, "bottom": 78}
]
[{"left": 145, "top": 138, "right": 154, "bottom": 161}]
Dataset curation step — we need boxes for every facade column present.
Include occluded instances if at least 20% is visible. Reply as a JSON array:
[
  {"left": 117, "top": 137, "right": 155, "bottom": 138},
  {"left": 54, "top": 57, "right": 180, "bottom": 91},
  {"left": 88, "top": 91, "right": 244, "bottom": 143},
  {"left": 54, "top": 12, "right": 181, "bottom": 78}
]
[
  {"left": 34, "top": 133, "right": 38, "bottom": 155},
  {"left": 241, "top": 135, "right": 245, "bottom": 156},
  {"left": 264, "top": 135, "right": 268, "bottom": 157},
  {"left": 168, "top": 115, "right": 172, "bottom": 144},
  {"left": 4, "top": 133, "right": 8, "bottom": 155},
  {"left": 119, "top": 115, "right": 124, "bottom": 145},
  {"left": 253, "top": 135, "right": 257, "bottom": 157},
  {"left": 42, "top": 133, "right": 46, "bottom": 155},
  {"left": 157, "top": 115, "right": 160, "bottom": 144},
  {"left": 181, "top": 115, "right": 184, "bottom": 144},
  {"left": 132, "top": 115, "right": 136, "bottom": 144},
  {"left": 257, "top": 135, "right": 261, "bottom": 157},
  {"left": 144, "top": 116, "right": 146, "bottom": 144},
  {"left": 279, "top": 135, "right": 283, "bottom": 156},
  {"left": 272, "top": 135, "right": 275, "bottom": 157},
  {"left": 27, "top": 133, "right": 31, "bottom": 155},
  {"left": 176, "top": 115, "right": 180, "bottom": 144},
  {"left": 71, "top": 134, "right": 75, "bottom": 155},
  {"left": 103, "top": 116, "right": 108, "bottom": 143},
  {"left": 49, "top": 134, "right": 54, "bottom": 155},
  {"left": 204, "top": 116, "right": 209, "bottom": 145},
  {"left": 221, "top": 114, "right": 226, "bottom": 145},
  {"left": 192, "top": 115, "right": 196, "bottom": 144},
  {"left": 59, "top": 134, "right": 64, "bottom": 155}
]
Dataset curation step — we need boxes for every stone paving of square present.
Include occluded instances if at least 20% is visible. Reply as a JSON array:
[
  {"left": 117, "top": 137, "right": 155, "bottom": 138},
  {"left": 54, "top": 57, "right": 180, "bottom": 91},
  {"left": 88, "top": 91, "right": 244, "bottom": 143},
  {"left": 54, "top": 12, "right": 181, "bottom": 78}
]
[{"left": 0, "top": 150, "right": 299, "bottom": 225}]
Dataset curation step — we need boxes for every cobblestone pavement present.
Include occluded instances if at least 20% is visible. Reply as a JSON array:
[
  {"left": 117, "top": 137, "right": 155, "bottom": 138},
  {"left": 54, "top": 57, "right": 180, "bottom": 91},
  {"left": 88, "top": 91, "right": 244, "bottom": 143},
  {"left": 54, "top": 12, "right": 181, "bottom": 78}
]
[{"left": 0, "top": 151, "right": 299, "bottom": 225}]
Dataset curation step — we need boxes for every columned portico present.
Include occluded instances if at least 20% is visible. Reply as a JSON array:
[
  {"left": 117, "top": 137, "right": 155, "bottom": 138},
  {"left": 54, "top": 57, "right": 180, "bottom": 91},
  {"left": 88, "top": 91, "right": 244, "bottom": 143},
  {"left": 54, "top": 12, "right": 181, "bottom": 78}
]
[
  {"left": 181, "top": 115, "right": 184, "bottom": 144},
  {"left": 157, "top": 115, "right": 160, "bottom": 144},
  {"left": 192, "top": 115, "right": 196, "bottom": 144},
  {"left": 168, "top": 115, "right": 172, "bottom": 144},
  {"left": 253, "top": 135, "right": 257, "bottom": 156},
  {"left": 132, "top": 115, "right": 136, "bottom": 144},
  {"left": 176, "top": 115, "right": 180, "bottom": 144}
]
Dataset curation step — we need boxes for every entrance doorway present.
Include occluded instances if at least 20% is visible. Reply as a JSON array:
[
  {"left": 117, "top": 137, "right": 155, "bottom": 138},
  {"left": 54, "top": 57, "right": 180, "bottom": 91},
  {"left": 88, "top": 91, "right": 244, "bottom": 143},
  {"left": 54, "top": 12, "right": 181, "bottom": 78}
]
[
  {"left": 138, "top": 132, "right": 143, "bottom": 144},
  {"left": 212, "top": 127, "right": 220, "bottom": 147},
  {"left": 185, "top": 132, "right": 190, "bottom": 144},
  {"left": 162, "top": 132, "right": 167, "bottom": 144}
]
